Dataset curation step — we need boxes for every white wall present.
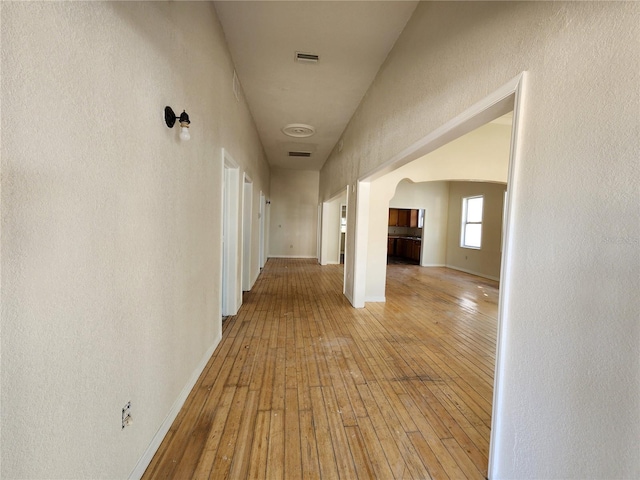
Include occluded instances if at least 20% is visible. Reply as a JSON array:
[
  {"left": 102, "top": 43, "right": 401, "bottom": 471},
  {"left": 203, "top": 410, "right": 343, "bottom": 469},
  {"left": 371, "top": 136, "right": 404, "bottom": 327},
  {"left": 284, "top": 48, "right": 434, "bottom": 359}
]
[
  {"left": 320, "top": 2, "right": 639, "bottom": 478},
  {"left": 269, "top": 168, "right": 319, "bottom": 258},
  {"left": 446, "top": 181, "right": 506, "bottom": 280},
  {"left": 1, "top": 3, "right": 269, "bottom": 479}
]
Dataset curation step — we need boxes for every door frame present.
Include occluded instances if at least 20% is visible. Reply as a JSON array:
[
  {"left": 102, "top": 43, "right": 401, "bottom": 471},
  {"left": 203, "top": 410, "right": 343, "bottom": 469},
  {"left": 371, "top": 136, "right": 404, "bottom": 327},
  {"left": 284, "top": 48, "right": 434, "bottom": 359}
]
[
  {"left": 242, "top": 174, "right": 253, "bottom": 291},
  {"left": 339, "top": 203, "right": 346, "bottom": 264},
  {"left": 347, "top": 72, "right": 527, "bottom": 476},
  {"left": 259, "top": 191, "right": 266, "bottom": 269},
  {"left": 319, "top": 187, "right": 348, "bottom": 266},
  {"left": 221, "top": 148, "right": 241, "bottom": 316}
]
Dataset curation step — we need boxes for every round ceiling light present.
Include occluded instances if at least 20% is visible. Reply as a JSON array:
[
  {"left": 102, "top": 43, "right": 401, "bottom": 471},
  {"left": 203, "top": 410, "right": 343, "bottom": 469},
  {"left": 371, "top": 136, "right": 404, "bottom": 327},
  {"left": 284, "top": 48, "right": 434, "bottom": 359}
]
[{"left": 282, "top": 123, "right": 316, "bottom": 138}]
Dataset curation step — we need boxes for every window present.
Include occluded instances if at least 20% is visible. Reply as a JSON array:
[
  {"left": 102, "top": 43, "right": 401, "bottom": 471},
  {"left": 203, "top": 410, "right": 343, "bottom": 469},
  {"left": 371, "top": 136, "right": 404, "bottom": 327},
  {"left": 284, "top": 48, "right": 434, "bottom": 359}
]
[{"left": 461, "top": 195, "right": 483, "bottom": 248}]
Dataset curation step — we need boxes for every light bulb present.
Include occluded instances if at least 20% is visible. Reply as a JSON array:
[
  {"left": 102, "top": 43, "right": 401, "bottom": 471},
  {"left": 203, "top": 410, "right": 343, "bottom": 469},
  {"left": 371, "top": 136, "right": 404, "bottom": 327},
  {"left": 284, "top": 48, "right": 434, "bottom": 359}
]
[{"left": 179, "top": 126, "right": 190, "bottom": 141}]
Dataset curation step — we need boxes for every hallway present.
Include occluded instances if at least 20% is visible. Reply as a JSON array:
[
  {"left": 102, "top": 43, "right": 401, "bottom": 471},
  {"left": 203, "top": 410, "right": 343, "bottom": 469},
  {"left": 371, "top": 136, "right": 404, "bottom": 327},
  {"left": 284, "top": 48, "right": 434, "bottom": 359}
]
[{"left": 143, "top": 259, "right": 498, "bottom": 479}]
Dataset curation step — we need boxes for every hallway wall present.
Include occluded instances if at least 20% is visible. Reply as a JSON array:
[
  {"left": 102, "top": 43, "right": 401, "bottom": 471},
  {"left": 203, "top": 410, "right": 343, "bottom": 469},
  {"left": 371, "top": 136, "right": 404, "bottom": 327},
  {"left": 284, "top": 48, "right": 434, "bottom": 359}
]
[
  {"left": 1, "top": 3, "right": 269, "bottom": 478},
  {"left": 319, "top": 2, "right": 639, "bottom": 478},
  {"left": 269, "top": 168, "right": 319, "bottom": 258}
]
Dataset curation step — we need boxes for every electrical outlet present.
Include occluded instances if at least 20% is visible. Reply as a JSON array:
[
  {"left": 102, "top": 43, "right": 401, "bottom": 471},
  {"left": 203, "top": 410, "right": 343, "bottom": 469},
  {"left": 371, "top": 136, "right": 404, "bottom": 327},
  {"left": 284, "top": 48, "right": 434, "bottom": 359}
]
[{"left": 122, "top": 402, "right": 132, "bottom": 429}]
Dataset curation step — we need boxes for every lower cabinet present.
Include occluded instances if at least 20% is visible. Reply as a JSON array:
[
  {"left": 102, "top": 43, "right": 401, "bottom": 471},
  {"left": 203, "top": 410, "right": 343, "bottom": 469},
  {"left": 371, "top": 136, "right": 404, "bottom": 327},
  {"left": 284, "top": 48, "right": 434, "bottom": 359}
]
[
  {"left": 396, "top": 238, "right": 407, "bottom": 257},
  {"left": 411, "top": 240, "right": 421, "bottom": 262},
  {"left": 388, "top": 237, "right": 421, "bottom": 263}
]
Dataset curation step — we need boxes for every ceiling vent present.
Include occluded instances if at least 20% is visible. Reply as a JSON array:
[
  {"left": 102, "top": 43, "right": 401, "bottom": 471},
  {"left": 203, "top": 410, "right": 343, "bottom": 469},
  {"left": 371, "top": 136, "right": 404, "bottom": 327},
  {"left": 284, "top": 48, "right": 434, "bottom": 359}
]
[
  {"left": 288, "top": 151, "right": 312, "bottom": 157},
  {"left": 295, "top": 52, "right": 319, "bottom": 64}
]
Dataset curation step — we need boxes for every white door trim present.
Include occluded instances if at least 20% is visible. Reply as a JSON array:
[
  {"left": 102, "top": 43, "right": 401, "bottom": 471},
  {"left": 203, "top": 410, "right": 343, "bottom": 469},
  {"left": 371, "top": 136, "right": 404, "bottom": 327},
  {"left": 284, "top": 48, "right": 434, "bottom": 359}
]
[
  {"left": 347, "top": 72, "right": 527, "bottom": 478},
  {"left": 242, "top": 174, "right": 253, "bottom": 291},
  {"left": 259, "top": 192, "right": 266, "bottom": 269},
  {"left": 221, "top": 148, "right": 241, "bottom": 316}
]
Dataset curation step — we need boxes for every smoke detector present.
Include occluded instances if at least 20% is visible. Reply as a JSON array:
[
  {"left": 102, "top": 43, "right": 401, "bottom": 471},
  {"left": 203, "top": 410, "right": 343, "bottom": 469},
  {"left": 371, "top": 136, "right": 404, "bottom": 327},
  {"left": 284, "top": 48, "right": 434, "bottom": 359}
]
[{"left": 282, "top": 124, "right": 316, "bottom": 138}]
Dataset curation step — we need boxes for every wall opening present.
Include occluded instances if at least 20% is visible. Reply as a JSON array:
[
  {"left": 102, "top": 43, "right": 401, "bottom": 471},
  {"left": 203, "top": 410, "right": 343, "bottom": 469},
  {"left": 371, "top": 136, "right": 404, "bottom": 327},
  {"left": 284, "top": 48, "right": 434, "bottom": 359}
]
[
  {"left": 242, "top": 174, "right": 253, "bottom": 292},
  {"left": 259, "top": 192, "right": 266, "bottom": 270},
  {"left": 347, "top": 73, "right": 527, "bottom": 476},
  {"left": 222, "top": 149, "right": 240, "bottom": 316}
]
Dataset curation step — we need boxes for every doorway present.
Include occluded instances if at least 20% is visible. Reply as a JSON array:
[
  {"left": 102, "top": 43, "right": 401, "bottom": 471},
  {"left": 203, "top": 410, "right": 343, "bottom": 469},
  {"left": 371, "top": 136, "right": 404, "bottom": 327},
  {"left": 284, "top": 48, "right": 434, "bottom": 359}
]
[
  {"left": 242, "top": 175, "right": 253, "bottom": 292},
  {"left": 339, "top": 203, "right": 347, "bottom": 264},
  {"left": 319, "top": 187, "right": 348, "bottom": 266},
  {"left": 259, "top": 192, "right": 266, "bottom": 270},
  {"left": 347, "top": 73, "right": 526, "bottom": 476},
  {"left": 222, "top": 149, "right": 240, "bottom": 316}
]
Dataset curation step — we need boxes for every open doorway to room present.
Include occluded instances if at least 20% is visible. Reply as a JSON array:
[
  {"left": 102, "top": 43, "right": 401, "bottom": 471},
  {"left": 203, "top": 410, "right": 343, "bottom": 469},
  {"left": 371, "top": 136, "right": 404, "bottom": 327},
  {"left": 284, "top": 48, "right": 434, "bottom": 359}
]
[
  {"left": 319, "top": 187, "right": 348, "bottom": 266},
  {"left": 386, "top": 201, "right": 424, "bottom": 265},
  {"left": 360, "top": 111, "right": 513, "bottom": 304},
  {"left": 242, "top": 174, "right": 253, "bottom": 292},
  {"left": 339, "top": 203, "right": 347, "bottom": 264},
  {"left": 222, "top": 149, "right": 240, "bottom": 317},
  {"left": 385, "top": 114, "right": 511, "bottom": 273},
  {"left": 348, "top": 74, "right": 524, "bottom": 477},
  {"left": 259, "top": 191, "right": 266, "bottom": 270}
]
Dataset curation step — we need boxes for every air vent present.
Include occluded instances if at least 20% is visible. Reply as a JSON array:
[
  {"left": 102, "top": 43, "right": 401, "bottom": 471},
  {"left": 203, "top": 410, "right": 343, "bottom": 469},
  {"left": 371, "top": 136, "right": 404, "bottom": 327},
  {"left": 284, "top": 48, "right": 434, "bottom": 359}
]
[
  {"left": 288, "top": 151, "right": 312, "bottom": 157},
  {"left": 295, "top": 52, "right": 319, "bottom": 64}
]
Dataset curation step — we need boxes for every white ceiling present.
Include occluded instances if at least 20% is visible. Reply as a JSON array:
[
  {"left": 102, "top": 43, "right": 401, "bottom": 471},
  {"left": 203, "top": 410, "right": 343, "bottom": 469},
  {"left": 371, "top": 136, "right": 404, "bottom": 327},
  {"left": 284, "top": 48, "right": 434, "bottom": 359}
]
[{"left": 214, "top": 1, "right": 419, "bottom": 171}]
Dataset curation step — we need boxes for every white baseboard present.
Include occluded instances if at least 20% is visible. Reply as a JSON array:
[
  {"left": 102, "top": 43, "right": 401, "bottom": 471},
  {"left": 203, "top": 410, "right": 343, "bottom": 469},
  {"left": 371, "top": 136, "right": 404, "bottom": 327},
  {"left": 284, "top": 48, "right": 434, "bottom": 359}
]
[
  {"left": 344, "top": 289, "right": 354, "bottom": 306},
  {"left": 445, "top": 265, "right": 500, "bottom": 282},
  {"left": 128, "top": 332, "right": 222, "bottom": 479},
  {"left": 268, "top": 255, "right": 318, "bottom": 259},
  {"left": 365, "top": 296, "right": 386, "bottom": 303},
  {"left": 421, "top": 263, "right": 446, "bottom": 267}
]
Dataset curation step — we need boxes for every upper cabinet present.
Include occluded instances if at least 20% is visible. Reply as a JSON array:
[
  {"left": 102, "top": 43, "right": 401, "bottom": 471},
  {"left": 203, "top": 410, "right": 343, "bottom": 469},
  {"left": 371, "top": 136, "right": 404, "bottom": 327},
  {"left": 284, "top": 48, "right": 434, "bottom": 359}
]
[
  {"left": 409, "top": 209, "right": 418, "bottom": 228},
  {"left": 388, "top": 208, "right": 399, "bottom": 226},
  {"left": 388, "top": 208, "right": 419, "bottom": 227}
]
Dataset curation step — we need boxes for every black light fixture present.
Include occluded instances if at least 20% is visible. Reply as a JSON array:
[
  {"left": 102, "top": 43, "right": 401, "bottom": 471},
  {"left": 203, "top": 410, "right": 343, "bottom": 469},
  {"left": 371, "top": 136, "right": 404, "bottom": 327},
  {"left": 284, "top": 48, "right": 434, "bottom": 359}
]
[{"left": 164, "top": 106, "right": 191, "bottom": 141}]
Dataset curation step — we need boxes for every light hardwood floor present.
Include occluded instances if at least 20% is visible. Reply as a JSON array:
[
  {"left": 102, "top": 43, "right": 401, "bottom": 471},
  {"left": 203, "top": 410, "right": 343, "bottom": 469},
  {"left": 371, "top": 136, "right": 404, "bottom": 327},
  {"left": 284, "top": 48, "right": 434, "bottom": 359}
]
[{"left": 143, "top": 258, "right": 498, "bottom": 479}]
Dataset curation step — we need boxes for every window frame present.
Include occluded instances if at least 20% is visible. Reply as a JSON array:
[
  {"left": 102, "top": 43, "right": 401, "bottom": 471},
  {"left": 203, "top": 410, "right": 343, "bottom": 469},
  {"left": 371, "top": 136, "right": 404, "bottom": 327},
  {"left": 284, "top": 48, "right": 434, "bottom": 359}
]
[{"left": 460, "top": 195, "right": 484, "bottom": 249}]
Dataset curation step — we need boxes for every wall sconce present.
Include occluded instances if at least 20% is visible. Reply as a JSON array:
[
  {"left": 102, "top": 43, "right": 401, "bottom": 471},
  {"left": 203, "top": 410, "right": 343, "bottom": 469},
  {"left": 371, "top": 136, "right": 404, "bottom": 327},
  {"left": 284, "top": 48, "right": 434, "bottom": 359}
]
[{"left": 164, "top": 106, "right": 191, "bottom": 141}]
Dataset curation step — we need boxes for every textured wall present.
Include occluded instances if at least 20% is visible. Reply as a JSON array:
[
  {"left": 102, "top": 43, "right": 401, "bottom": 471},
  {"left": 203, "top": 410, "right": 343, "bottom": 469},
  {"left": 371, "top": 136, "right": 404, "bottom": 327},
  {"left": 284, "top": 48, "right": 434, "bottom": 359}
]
[
  {"left": 269, "top": 168, "right": 319, "bottom": 258},
  {"left": 320, "top": 1, "right": 639, "bottom": 478},
  {"left": 1, "top": 2, "right": 269, "bottom": 478},
  {"left": 446, "top": 181, "right": 506, "bottom": 280}
]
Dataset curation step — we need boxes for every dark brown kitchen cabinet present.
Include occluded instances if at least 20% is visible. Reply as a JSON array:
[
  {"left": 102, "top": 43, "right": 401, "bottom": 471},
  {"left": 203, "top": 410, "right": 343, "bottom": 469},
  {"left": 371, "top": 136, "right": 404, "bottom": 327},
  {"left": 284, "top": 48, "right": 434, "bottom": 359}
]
[
  {"left": 409, "top": 209, "right": 418, "bottom": 228},
  {"left": 398, "top": 209, "right": 410, "bottom": 227},
  {"left": 411, "top": 240, "right": 421, "bottom": 262},
  {"left": 388, "top": 208, "right": 399, "bottom": 226},
  {"left": 388, "top": 208, "right": 419, "bottom": 227},
  {"left": 387, "top": 236, "right": 421, "bottom": 263},
  {"left": 396, "top": 238, "right": 406, "bottom": 257}
]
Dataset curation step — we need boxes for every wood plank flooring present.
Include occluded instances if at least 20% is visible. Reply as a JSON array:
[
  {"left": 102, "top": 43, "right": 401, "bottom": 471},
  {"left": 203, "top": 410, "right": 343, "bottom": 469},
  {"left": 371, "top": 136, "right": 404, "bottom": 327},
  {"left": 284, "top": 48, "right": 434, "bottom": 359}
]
[{"left": 143, "top": 259, "right": 498, "bottom": 479}]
